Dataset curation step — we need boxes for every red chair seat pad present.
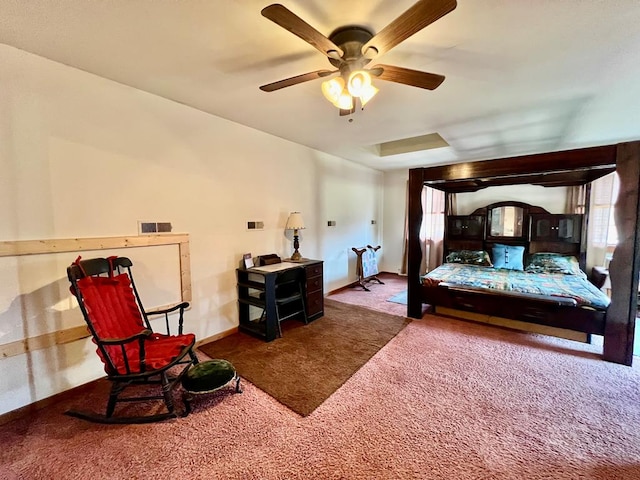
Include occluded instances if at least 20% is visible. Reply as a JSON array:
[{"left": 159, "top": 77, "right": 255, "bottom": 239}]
[
  {"left": 76, "top": 273, "right": 194, "bottom": 374},
  {"left": 104, "top": 333, "right": 196, "bottom": 375}
]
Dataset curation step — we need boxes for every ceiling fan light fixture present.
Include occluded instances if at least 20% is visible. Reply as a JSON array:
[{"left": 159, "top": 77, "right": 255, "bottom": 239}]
[
  {"left": 260, "top": 2, "right": 455, "bottom": 115},
  {"left": 359, "top": 84, "right": 379, "bottom": 108},
  {"left": 335, "top": 90, "right": 354, "bottom": 110},
  {"left": 321, "top": 77, "right": 345, "bottom": 105},
  {"left": 347, "top": 70, "right": 372, "bottom": 97}
]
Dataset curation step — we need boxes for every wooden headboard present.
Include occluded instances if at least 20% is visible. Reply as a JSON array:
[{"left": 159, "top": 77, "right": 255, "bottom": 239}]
[{"left": 444, "top": 201, "right": 585, "bottom": 269}]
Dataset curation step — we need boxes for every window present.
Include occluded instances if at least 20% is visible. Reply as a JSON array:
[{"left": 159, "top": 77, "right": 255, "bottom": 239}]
[
  {"left": 591, "top": 173, "right": 619, "bottom": 247},
  {"left": 589, "top": 172, "right": 619, "bottom": 268},
  {"left": 420, "top": 186, "right": 445, "bottom": 273}
]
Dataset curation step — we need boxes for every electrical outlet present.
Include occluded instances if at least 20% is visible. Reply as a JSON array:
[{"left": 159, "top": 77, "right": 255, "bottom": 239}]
[
  {"left": 327, "top": 220, "right": 336, "bottom": 227},
  {"left": 371, "top": 220, "right": 377, "bottom": 225}
]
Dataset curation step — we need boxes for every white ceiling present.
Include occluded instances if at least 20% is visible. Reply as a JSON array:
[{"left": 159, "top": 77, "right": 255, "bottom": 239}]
[{"left": 2, "top": 1, "right": 640, "bottom": 171}]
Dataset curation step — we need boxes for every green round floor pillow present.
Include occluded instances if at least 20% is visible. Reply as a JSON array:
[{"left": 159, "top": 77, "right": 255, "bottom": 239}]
[{"left": 182, "top": 359, "right": 236, "bottom": 393}]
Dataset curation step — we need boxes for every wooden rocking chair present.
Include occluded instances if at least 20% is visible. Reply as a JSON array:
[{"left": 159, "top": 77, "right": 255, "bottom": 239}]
[{"left": 67, "top": 256, "right": 199, "bottom": 423}]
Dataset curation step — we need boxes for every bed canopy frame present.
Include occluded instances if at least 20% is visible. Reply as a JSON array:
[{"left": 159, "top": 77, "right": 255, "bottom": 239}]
[{"left": 407, "top": 141, "right": 640, "bottom": 365}]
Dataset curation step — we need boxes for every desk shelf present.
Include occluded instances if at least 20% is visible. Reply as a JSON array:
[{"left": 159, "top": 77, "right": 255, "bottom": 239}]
[
  {"left": 237, "top": 259, "right": 323, "bottom": 342},
  {"left": 237, "top": 295, "right": 265, "bottom": 308},
  {"left": 237, "top": 279, "right": 265, "bottom": 290}
]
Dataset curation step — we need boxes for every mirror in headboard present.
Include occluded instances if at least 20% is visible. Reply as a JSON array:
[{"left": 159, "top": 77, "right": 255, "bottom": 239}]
[
  {"left": 489, "top": 205, "right": 524, "bottom": 238},
  {"left": 484, "top": 201, "right": 535, "bottom": 242}
]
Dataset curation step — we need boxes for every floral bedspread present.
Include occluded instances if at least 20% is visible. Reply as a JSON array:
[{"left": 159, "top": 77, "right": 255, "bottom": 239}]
[{"left": 422, "top": 263, "right": 610, "bottom": 310}]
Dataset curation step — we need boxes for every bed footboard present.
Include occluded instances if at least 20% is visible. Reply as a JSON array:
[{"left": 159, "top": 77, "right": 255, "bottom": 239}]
[{"left": 422, "top": 283, "right": 607, "bottom": 335}]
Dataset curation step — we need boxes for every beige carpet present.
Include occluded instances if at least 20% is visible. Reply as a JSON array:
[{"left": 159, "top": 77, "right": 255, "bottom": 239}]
[
  {"left": 3, "top": 302, "right": 640, "bottom": 479},
  {"left": 198, "top": 298, "right": 410, "bottom": 415}
]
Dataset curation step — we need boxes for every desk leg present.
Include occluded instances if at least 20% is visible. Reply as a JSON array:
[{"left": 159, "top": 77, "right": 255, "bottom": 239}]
[
  {"left": 238, "top": 282, "right": 251, "bottom": 329},
  {"left": 263, "top": 274, "right": 279, "bottom": 341}
]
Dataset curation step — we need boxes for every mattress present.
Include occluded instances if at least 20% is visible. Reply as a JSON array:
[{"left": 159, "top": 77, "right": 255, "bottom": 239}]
[{"left": 422, "top": 263, "right": 610, "bottom": 310}]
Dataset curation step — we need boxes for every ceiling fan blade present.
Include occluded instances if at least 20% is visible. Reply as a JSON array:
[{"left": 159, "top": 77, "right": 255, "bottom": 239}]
[
  {"left": 262, "top": 4, "right": 344, "bottom": 59},
  {"left": 370, "top": 64, "right": 445, "bottom": 90},
  {"left": 361, "top": 0, "right": 457, "bottom": 59},
  {"left": 260, "top": 70, "right": 336, "bottom": 92}
]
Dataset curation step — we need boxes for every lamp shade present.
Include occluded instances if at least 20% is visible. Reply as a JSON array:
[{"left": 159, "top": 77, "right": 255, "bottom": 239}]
[
  {"left": 359, "top": 84, "right": 378, "bottom": 107},
  {"left": 286, "top": 212, "right": 305, "bottom": 230},
  {"left": 321, "top": 77, "right": 345, "bottom": 106},
  {"left": 347, "top": 70, "right": 372, "bottom": 97}
]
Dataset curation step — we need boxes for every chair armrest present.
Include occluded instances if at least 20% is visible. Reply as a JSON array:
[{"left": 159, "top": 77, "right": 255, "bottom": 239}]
[
  {"left": 99, "top": 329, "right": 153, "bottom": 345},
  {"left": 144, "top": 303, "right": 190, "bottom": 336},
  {"left": 98, "top": 329, "right": 154, "bottom": 375},
  {"left": 145, "top": 302, "right": 190, "bottom": 316}
]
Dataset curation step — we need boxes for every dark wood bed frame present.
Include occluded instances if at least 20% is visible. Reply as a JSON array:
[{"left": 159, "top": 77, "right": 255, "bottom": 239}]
[
  {"left": 422, "top": 200, "right": 606, "bottom": 340},
  {"left": 407, "top": 141, "right": 640, "bottom": 365}
]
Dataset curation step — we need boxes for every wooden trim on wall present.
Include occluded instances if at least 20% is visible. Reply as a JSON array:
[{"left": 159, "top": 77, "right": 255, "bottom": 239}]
[
  {"left": 0, "top": 233, "right": 190, "bottom": 257},
  {"left": 1, "top": 325, "right": 90, "bottom": 359},
  {"left": 0, "top": 234, "right": 191, "bottom": 358}
]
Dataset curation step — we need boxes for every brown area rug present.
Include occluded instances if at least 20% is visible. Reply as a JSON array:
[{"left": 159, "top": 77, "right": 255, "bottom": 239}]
[{"left": 198, "top": 298, "right": 410, "bottom": 415}]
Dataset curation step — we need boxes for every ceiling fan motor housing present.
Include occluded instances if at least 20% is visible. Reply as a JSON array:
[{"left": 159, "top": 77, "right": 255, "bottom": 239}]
[{"left": 327, "top": 26, "right": 374, "bottom": 73}]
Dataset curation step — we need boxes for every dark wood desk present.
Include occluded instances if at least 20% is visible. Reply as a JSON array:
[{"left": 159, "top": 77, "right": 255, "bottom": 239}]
[{"left": 236, "top": 259, "right": 323, "bottom": 341}]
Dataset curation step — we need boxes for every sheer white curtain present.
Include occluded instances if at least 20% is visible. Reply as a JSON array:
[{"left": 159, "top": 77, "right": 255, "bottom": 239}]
[
  {"left": 566, "top": 185, "right": 586, "bottom": 214},
  {"left": 420, "top": 186, "right": 446, "bottom": 274},
  {"left": 587, "top": 172, "right": 619, "bottom": 270},
  {"left": 400, "top": 184, "right": 446, "bottom": 275}
]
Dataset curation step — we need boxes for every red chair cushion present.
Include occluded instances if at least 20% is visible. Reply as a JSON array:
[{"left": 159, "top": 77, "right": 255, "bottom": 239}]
[
  {"left": 77, "top": 273, "right": 195, "bottom": 375},
  {"left": 110, "top": 332, "right": 196, "bottom": 375}
]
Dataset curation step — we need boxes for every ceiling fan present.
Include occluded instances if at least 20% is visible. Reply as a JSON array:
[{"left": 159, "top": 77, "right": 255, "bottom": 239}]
[{"left": 259, "top": 0, "right": 457, "bottom": 116}]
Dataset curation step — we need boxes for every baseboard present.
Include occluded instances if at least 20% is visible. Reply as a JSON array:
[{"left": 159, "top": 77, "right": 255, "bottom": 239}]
[
  {"left": 0, "top": 327, "right": 240, "bottom": 427},
  {"left": 196, "top": 326, "right": 238, "bottom": 347},
  {"left": 326, "top": 271, "right": 402, "bottom": 296},
  {"left": 327, "top": 284, "right": 357, "bottom": 295},
  {"left": 0, "top": 377, "right": 105, "bottom": 427}
]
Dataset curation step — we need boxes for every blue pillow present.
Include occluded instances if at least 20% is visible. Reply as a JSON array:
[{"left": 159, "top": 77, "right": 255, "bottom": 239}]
[{"left": 492, "top": 244, "right": 525, "bottom": 270}]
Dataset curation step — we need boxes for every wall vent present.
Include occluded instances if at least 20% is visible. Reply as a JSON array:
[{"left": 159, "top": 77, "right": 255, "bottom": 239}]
[{"left": 138, "top": 221, "right": 172, "bottom": 234}]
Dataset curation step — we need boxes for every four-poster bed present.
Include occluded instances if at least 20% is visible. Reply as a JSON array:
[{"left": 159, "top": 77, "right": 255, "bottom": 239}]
[
  {"left": 407, "top": 141, "right": 640, "bottom": 365},
  {"left": 420, "top": 199, "right": 610, "bottom": 342}
]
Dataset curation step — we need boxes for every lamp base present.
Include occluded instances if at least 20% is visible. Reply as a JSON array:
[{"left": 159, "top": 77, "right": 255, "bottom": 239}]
[{"left": 291, "top": 232, "right": 302, "bottom": 261}]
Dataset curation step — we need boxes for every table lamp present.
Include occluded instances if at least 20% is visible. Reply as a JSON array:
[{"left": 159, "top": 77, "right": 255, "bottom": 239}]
[{"left": 285, "top": 212, "right": 305, "bottom": 261}]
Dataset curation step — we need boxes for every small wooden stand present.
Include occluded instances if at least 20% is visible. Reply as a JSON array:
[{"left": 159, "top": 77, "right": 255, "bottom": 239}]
[{"left": 352, "top": 245, "right": 384, "bottom": 291}]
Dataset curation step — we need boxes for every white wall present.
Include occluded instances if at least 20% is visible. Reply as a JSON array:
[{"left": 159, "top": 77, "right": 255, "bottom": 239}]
[
  {"left": 381, "top": 171, "right": 569, "bottom": 275},
  {"left": 0, "top": 46, "right": 383, "bottom": 415},
  {"left": 381, "top": 170, "right": 408, "bottom": 274}
]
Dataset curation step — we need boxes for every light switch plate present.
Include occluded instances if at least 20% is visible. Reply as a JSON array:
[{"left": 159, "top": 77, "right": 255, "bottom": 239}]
[{"left": 247, "top": 221, "right": 264, "bottom": 230}]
